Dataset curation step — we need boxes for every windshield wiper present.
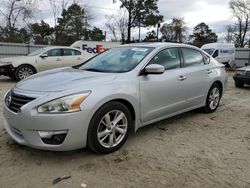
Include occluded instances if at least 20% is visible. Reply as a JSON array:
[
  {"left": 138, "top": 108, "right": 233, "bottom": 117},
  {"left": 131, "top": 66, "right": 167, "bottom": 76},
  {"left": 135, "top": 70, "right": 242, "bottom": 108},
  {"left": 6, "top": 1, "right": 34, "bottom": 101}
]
[{"left": 81, "top": 68, "right": 104, "bottom": 72}]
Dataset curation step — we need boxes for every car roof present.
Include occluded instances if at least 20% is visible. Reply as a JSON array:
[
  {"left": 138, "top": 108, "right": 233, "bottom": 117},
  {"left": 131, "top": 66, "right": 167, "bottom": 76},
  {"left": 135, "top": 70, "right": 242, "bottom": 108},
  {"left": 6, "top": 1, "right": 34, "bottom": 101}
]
[
  {"left": 238, "top": 66, "right": 250, "bottom": 71},
  {"left": 122, "top": 42, "right": 200, "bottom": 50},
  {"left": 123, "top": 42, "right": 198, "bottom": 49},
  {"left": 43, "top": 46, "right": 82, "bottom": 51}
]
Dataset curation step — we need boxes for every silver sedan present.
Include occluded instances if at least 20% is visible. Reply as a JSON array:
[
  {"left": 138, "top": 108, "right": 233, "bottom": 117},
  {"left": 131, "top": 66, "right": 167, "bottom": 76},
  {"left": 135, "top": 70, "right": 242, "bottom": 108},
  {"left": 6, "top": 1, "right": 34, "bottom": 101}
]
[{"left": 3, "top": 43, "right": 228, "bottom": 153}]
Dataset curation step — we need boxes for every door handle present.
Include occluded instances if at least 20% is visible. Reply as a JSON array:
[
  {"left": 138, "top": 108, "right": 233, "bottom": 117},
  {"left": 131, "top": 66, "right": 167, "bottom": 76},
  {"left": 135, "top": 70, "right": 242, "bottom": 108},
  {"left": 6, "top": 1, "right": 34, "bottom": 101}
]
[
  {"left": 206, "top": 69, "right": 212, "bottom": 74},
  {"left": 77, "top": 57, "right": 82, "bottom": 60},
  {"left": 56, "top": 58, "right": 61, "bottom": 61},
  {"left": 178, "top": 75, "right": 187, "bottom": 81}
]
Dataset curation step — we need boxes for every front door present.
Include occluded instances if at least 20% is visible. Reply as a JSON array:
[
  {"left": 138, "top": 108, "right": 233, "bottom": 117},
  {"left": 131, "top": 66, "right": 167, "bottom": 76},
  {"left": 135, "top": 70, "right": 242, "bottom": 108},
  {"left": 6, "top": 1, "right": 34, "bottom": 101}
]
[
  {"left": 139, "top": 48, "right": 187, "bottom": 123},
  {"left": 36, "top": 48, "right": 63, "bottom": 72}
]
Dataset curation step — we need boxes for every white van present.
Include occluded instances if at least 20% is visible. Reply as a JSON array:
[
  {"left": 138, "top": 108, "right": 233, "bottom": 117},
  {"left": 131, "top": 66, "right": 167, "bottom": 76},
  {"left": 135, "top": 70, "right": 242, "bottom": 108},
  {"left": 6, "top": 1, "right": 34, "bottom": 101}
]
[
  {"left": 201, "top": 43, "right": 235, "bottom": 65},
  {"left": 71, "top": 41, "right": 121, "bottom": 61}
]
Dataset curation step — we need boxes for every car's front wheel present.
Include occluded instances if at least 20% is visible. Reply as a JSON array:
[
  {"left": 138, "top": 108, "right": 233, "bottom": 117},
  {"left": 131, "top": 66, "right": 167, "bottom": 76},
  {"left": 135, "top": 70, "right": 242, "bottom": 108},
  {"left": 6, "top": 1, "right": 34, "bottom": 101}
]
[
  {"left": 87, "top": 101, "right": 132, "bottom": 153},
  {"left": 15, "top": 65, "right": 35, "bottom": 81},
  {"left": 203, "top": 83, "right": 222, "bottom": 113}
]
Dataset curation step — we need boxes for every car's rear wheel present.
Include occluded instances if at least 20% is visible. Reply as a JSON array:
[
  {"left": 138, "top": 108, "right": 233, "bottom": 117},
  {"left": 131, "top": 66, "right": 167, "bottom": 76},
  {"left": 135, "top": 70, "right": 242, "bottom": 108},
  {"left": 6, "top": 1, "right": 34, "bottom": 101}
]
[
  {"left": 15, "top": 65, "right": 35, "bottom": 81},
  {"left": 203, "top": 83, "right": 221, "bottom": 113},
  {"left": 87, "top": 101, "right": 132, "bottom": 154},
  {"left": 235, "top": 80, "right": 244, "bottom": 88}
]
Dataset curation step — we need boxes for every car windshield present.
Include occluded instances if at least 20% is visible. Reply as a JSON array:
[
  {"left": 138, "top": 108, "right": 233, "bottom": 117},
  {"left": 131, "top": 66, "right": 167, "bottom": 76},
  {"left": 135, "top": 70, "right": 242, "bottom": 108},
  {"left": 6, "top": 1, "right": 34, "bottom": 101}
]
[
  {"left": 28, "top": 47, "right": 49, "bottom": 56},
  {"left": 79, "top": 46, "right": 154, "bottom": 73},
  {"left": 203, "top": 48, "right": 215, "bottom": 55}
]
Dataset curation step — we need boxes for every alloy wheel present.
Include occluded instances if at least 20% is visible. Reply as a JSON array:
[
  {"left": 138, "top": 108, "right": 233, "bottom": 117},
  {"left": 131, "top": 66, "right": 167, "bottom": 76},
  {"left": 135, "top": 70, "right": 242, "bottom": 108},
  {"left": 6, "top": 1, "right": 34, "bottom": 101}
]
[
  {"left": 18, "top": 67, "right": 34, "bottom": 80},
  {"left": 97, "top": 110, "right": 128, "bottom": 148},
  {"left": 209, "top": 87, "right": 220, "bottom": 110}
]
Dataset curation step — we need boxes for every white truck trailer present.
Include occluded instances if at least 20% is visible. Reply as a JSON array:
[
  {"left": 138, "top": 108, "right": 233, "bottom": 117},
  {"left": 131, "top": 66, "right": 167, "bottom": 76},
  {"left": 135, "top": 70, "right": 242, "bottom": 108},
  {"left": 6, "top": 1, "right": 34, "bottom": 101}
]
[{"left": 71, "top": 41, "right": 121, "bottom": 61}]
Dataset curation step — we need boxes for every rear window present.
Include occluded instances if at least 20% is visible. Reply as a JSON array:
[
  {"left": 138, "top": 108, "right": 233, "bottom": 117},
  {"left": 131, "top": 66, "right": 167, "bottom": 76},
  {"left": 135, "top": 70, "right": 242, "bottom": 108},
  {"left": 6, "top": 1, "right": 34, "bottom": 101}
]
[
  {"left": 182, "top": 48, "right": 204, "bottom": 67},
  {"left": 63, "top": 49, "right": 81, "bottom": 56}
]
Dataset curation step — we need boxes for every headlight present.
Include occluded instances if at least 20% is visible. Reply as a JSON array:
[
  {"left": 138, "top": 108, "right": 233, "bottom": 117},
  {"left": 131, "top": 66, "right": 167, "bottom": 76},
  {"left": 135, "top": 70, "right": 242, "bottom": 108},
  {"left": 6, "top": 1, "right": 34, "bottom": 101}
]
[
  {"left": 37, "top": 92, "right": 90, "bottom": 113},
  {"left": 236, "top": 70, "right": 246, "bottom": 76}
]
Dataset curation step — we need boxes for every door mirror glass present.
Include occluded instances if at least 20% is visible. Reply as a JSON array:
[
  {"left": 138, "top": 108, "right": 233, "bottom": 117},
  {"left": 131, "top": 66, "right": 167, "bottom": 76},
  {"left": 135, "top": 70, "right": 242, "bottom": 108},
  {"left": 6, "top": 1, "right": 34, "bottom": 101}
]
[
  {"left": 144, "top": 64, "right": 165, "bottom": 75},
  {"left": 40, "top": 54, "right": 48, "bottom": 58}
]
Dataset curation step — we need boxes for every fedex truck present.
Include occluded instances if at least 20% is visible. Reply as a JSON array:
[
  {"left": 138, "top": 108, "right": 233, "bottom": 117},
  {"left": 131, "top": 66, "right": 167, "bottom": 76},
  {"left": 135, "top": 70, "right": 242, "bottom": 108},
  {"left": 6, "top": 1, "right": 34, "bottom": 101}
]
[
  {"left": 201, "top": 43, "right": 235, "bottom": 66},
  {"left": 71, "top": 41, "right": 121, "bottom": 61}
]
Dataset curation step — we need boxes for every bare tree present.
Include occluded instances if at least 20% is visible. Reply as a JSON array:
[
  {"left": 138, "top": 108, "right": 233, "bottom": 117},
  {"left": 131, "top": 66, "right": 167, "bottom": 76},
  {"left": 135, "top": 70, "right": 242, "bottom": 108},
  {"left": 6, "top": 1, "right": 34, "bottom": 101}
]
[
  {"left": 229, "top": 0, "right": 250, "bottom": 47},
  {"left": 105, "top": 15, "right": 118, "bottom": 41},
  {"left": 48, "top": 0, "right": 77, "bottom": 26},
  {"left": 105, "top": 10, "right": 128, "bottom": 43},
  {"left": 0, "top": 0, "right": 33, "bottom": 29},
  {"left": 0, "top": 0, "right": 34, "bottom": 41},
  {"left": 224, "top": 25, "right": 236, "bottom": 43},
  {"left": 116, "top": 11, "right": 128, "bottom": 43}
]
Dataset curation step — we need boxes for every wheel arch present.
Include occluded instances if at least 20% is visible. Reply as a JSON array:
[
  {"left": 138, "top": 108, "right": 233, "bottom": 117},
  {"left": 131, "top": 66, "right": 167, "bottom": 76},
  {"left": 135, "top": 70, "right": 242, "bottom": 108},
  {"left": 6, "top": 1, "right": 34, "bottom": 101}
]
[
  {"left": 213, "top": 80, "right": 223, "bottom": 95},
  {"left": 88, "top": 97, "right": 137, "bottom": 134},
  {"left": 15, "top": 64, "right": 37, "bottom": 73}
]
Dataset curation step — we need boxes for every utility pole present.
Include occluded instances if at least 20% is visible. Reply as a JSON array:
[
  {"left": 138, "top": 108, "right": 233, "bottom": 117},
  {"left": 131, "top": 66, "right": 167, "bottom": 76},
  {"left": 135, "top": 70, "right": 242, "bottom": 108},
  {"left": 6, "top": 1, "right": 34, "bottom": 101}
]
[{"left": 157, "top": 23, "right": 161, "bottom": 42}]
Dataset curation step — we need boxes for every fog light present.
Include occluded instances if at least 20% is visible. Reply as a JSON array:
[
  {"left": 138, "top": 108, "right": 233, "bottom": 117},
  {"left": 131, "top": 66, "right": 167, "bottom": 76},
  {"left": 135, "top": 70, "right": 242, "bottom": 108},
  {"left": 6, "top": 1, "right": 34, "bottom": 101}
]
[{"left": 38, "top": 130, "right": 68, "bottom": 145}]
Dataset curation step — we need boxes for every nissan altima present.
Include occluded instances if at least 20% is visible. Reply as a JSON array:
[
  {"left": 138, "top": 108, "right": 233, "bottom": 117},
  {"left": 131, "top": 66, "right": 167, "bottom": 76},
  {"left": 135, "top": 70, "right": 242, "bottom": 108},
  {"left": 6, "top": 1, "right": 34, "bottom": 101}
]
[{"left": 3, "top": 43, "right": 228, "bottom": 153}]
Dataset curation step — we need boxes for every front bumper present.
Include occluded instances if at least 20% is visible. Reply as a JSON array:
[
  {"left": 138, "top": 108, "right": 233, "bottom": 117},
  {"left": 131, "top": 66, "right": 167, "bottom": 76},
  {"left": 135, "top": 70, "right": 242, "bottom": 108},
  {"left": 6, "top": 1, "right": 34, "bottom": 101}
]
[
  {"left": 0, "top": 64, "right": 14, "bottom": 77},
  {"left": 3, "top": 93, "right": 92, "bottom": 151},
  {"left": 233, "top": 75, "right": 250, "bottom": 85}
]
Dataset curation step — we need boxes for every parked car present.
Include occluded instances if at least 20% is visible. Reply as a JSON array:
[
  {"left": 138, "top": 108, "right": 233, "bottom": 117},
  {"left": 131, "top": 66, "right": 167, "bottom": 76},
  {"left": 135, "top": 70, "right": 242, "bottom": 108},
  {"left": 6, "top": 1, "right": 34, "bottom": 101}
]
[
  {"left": 201, "top": 43, "right": 235, "bottom": 66},
  {"left": 3, "top": 43, "right": 228, "bottom": 153},
  {"left": 0, "top": 46, "right": 85, "bottom": 81},
  {"left": 233, "top": 66, "right": 250, "bottom": 87}
]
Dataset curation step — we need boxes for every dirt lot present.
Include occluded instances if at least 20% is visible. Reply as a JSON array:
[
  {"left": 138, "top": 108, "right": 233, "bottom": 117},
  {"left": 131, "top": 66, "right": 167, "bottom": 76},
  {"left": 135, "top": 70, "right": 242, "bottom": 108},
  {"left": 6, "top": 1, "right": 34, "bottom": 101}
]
[{"left": 0, "top": 73, "right": 250, "bottom": 188}]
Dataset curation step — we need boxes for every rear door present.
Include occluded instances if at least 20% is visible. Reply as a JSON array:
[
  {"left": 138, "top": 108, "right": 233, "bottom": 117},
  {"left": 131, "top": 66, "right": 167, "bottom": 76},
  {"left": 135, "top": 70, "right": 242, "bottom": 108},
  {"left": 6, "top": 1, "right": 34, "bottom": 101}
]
[
  {"left": 180, "top": 47, "right": 212, "bottom": 107},
  {"left": 139, "top": 48, "right": 188, "bottom": 123},
  {"left": 36, "top": 48, "right": 63, "bottom": 72},
  {"left": 62, "top": 48, "right": 84, "bottom": 67}
]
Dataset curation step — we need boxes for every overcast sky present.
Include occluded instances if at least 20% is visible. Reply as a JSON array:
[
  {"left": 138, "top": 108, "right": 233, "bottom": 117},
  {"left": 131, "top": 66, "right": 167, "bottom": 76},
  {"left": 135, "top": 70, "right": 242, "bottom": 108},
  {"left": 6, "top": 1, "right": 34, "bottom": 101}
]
[{"left": 37, "top": 0, "right": 235, "bottom": 41}]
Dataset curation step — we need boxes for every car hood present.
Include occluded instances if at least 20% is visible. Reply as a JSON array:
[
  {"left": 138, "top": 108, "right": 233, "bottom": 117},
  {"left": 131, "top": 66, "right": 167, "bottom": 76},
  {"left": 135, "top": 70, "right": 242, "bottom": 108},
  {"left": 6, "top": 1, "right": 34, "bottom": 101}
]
[
  {"left": 0, "top": 56, "right": 32, "bottom": 65},
  {"left": 238, "top": 66, "right": 250, "bottom": 71},
  {"left": 16, "top": 67, "right": 117, "bottom": 92}
]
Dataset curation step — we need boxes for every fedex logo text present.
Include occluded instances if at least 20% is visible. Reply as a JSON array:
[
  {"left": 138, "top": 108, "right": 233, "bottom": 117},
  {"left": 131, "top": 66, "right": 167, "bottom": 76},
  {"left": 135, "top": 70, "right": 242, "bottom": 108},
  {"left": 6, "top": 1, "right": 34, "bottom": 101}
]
[{"left": 82, "top": 44, "right": 108, "bottom": 54}]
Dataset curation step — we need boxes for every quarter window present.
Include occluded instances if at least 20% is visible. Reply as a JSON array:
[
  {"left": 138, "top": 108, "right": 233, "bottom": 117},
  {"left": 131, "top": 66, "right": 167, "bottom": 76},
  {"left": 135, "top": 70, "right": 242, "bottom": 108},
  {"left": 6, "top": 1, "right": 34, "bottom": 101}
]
[
  {"left": 182, "top": 48, "right": 204, "bottom": 67},
  {"left": 150, "top": 48, "right": 181, "bottom": 70},
  {"left": 212, "top": 50, "right": 219, "bottom": 58}
]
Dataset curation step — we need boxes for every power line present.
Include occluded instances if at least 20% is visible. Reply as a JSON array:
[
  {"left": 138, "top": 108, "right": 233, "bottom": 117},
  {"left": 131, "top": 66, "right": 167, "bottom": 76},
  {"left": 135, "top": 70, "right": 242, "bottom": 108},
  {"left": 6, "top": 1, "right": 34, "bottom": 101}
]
[{"left": 88, "top": 5, "right": 119, "bottom": 11}]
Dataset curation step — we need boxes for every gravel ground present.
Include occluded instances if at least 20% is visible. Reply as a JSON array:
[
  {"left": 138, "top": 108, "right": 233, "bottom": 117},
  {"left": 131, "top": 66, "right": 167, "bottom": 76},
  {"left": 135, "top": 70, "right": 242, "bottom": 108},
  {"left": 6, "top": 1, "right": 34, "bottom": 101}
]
[{"left": 0, "top": 72, "right": 250, "bottom": 188}]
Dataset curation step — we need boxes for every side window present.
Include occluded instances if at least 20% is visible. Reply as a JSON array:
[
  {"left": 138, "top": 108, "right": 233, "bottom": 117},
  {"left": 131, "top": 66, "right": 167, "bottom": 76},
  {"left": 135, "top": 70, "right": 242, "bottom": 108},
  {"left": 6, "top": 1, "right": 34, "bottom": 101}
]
[
  {"left": 150, "top": 48, "right": 181, "bottom": 70},
  {"left": 74, "top": 50, "right": 81, "bottom": 56},
  {"left": 212, "top": 49, "right": 219, "bottom": 58},
  {"left": 182, "top": 48, "right": 204, "bottom": 67},
  {"left": 46, "top": 49, "right": 61, "bottom": 57},
  {"left": 63, "top": 49, "right": 81, "bottom": 56}
]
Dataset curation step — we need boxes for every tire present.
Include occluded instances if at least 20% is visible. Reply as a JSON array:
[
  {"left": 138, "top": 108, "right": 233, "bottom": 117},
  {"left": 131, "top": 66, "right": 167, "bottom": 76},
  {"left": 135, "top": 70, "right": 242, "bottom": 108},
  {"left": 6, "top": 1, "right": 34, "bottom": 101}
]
[
  {"left": 14, "top": 65, "right": 36, "bottom": 81},
  {"left": 235, "top": 81, "right": 244, "bottom": 88},
  {"left": 87, "top": 101, "right": 132, "bottom": 154},
  {"left": 203, "top": 83, "right": 222, "bottom": 113}
]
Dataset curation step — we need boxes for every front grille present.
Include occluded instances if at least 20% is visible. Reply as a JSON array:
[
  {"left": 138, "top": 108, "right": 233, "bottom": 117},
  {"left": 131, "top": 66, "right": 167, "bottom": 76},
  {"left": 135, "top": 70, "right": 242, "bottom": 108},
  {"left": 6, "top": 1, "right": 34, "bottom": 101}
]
[{"left": 6, "top": 91, "right": 35, "bottom": 113}]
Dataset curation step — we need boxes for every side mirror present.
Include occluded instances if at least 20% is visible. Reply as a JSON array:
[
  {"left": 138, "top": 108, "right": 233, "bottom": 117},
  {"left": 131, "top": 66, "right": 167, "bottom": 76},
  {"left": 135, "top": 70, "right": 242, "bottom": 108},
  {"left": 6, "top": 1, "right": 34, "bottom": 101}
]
[
  {"left": 40, "top": 54, "right": 48, "bottom": 58},
  {"left": 144, "top": 64, "right": 165, "bottom": 75}
]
